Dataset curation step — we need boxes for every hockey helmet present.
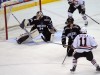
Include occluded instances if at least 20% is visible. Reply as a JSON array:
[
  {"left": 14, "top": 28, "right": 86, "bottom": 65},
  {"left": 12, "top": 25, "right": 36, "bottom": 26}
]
[
  {"left": 65, "top": 17, "right": 74, "bottom": 24},
  {"left": 36, "top": 11, "right": 43, "bottom": 16},
  {"left": 81, "top": 27, "right": 87, "bottom": 33}
]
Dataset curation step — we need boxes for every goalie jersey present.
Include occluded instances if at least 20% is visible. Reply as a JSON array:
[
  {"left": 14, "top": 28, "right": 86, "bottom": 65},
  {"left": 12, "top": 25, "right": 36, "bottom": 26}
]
[{"left": 28, "top": 15, "right": 54, "bottom": 33}]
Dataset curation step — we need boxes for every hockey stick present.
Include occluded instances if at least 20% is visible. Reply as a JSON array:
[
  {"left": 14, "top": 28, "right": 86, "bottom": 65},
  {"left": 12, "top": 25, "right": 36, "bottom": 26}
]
[
  {"left": 85, "top": 14, "right": 100, "bottom": 25},
  {"left": 11, "top": 13, "right": 21, "bottom": 24},
  {"left": 62, "top": 51, "right": 67, "bottom": 64},
  {"left": 49, "top": 42, "right": 69, "bottom": 47},
  {"left": 11, "top": 13, "right": 34, "bottom": 42},
  {"left": 62, "top": 46, "right": 72, "bottom": 64}
]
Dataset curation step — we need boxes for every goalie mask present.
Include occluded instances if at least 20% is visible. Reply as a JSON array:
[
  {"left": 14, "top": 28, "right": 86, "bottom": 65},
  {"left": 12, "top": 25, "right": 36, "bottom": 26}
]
[{"left": 36, "top": 11, "right": 43, "bottom": 20}]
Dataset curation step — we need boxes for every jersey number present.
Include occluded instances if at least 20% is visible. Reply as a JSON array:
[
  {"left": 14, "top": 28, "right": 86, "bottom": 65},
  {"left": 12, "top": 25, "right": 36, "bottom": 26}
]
[{"left": 80, "top": 37, "right": 87, "bottom": 46}]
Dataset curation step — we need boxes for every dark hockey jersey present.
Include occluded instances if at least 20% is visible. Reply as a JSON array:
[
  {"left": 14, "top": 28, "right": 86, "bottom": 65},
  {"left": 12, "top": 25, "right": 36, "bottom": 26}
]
[
  {"left": 62, "top": 24, "right": 81, "bottom": 44},
  {"left": 28, "top": 15, "right": 53, "bottom": 33}
]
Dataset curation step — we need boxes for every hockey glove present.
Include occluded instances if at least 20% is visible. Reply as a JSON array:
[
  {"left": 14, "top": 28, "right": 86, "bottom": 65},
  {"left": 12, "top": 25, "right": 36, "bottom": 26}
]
[
  {"left": 20, "top": 19, "right": 25, "bottom": 29},
  {"left": 80, "top": 3, "right": 85, "bottom": 14},
  {"left": 20, "top": 19, "right": 29, "bottom": 29},
  {"left": 81, "top": 8, "right": 85, "bottom": 14}
]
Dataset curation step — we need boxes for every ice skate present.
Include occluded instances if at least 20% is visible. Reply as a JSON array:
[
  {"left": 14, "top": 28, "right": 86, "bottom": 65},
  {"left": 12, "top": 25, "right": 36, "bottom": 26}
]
[
  {"left": 85, "top": 21, "right": 88, "bottom": 26},
  {"left": 70, "top": 66, "right": 76, "bottom": 72},
  {"left": 41, "top": 36, "right": 47, "bottom": 42},
  {"left": 96, "top": 66, "right": 100, "bottom": 71}
]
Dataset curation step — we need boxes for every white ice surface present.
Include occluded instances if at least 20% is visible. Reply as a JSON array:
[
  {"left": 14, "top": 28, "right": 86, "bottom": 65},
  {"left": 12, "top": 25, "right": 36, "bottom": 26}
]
[{"left": 0, "top": 0, "right": 100, "bottom": 75}]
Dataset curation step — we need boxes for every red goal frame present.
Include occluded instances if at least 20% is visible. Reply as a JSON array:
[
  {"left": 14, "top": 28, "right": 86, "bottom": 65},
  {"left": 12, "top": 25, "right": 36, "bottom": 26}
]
[{"left": 3, "top": 0, "right": 42, "bottom": 40}]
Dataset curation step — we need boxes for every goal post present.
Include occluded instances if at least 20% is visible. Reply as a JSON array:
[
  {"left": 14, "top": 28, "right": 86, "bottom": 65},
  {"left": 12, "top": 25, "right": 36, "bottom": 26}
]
[{"left": 0, "top": 0, "right": 42, "bottom": 40}]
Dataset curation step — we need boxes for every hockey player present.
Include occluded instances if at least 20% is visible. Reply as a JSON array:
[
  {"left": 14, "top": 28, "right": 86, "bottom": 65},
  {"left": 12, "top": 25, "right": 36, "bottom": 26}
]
[
  {"left": 67, "top": 0, "right": 88, "bottom": 26},
  {"left": 70, "top": 27, "right": 100, "bottom": 72},
  {"left": 61, "top": 17, "right": 81, "bottom": 56},
  {"left": 17, "top": 11, "right": 56, "bottom": 44}
]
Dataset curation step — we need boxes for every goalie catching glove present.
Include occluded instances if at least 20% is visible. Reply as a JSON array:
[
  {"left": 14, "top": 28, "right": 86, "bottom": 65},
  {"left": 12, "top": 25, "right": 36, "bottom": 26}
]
[{"left": 20, "top": 19, "right": 29, "bottom": 29}]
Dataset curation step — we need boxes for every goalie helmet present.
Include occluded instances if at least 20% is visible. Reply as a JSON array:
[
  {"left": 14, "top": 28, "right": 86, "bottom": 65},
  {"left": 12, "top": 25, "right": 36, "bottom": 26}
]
[
  {"left": 81, "top": 27, "right": 87, "bottom": 33},
  {"left": 36, "top": 11, "right": 43, "bottom": 16},
  {"left": 36, "top": 11, "right": 43, "bottom": 20},
  {"left": 65, "top": 17, "right": 74, "bottom": 24}
]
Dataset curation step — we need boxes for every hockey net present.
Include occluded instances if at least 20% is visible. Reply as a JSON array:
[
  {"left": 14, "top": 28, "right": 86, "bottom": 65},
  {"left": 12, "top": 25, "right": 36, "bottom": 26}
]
[{"left": 0, "top": 0, "right": 41, "bottom": 41}]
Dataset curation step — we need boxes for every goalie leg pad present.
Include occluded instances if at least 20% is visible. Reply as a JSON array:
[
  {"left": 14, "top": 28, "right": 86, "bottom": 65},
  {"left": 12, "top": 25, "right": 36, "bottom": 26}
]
[
  {"left": 31, "top": 29, "right": 39, "bottom": 38},
  {"left": 17, "top": 34, "right": 29, "bottom": 44},
  {"left": 17, "top": 29, "right": 39, "bottom": 44},
  {"left": 17, "top": 33, "right": 29, "bottom": 44}
]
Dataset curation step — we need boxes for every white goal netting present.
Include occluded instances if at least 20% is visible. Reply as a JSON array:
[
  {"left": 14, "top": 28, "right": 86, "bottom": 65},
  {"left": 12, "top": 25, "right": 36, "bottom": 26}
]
[{"left": 0, "top": 0, "right": 40, "bottom": 41}]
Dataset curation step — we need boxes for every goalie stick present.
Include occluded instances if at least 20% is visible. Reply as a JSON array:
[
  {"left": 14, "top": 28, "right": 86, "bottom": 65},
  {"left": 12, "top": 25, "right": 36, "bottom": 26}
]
[
  {"left": 50, "top": 42, "right": 68, "bottom": 47},
  {"left": 11, "top": 12, "right": 35, "bottom": 42}
]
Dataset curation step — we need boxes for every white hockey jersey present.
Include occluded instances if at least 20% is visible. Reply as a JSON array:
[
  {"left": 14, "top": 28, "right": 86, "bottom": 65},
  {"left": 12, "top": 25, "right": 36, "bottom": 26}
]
[
  {"left": 72, "top": 34, "right": 97, "bottom": 53},
  {"left": 68, "top": 0, "right": 85, "bottom": 7}
]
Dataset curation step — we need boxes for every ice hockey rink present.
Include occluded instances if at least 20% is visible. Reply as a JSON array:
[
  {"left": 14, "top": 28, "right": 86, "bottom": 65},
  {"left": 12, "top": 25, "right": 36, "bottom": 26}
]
[{"left": 0, "top": 0, "right": 100, "bottom": 75}]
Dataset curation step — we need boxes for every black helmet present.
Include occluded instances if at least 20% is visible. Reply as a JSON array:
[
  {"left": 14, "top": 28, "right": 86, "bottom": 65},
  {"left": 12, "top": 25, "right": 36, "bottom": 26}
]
[
  {"left": 65, "top": 17, "right": 74, "bottom": 24},
  {"left": 36, "top": 11, "right": 43, "bottom": 16},
  {"left": 36, "top": 11, "right": 43, "bottom": 19}
]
